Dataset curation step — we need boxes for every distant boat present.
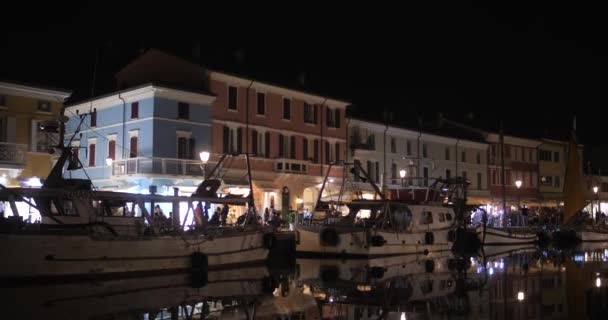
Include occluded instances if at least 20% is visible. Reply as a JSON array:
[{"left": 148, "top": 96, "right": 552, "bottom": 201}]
[{"left": 296, "top": 161, "right": 464, "bottom": 257}]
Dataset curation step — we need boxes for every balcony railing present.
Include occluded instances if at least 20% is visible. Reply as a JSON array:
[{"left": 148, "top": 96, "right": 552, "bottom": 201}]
[
  {"left": 111, "top": 157, "right": 206, "bottom": 177},
  {"left": 274, "top": 158, "right": 309, "bottom": 175},
  {"left": 0, "top": 142, "right": 27, "bottom": 166}
]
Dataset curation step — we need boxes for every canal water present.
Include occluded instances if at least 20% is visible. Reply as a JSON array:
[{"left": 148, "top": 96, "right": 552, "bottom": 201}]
[{"left": 1, "top": 243, "right": 607, "bottom": 319}]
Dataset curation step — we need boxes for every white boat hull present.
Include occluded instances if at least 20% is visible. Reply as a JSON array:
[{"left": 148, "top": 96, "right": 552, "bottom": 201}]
[
  {"left": 296, "top": 226, "right": 453, "bottom": 257},
  {"left": 476, "top": 225, "right": 537, "bottom": 246},
  {"left": 0, "top": 230, "right": 269, "bottom": 279}
]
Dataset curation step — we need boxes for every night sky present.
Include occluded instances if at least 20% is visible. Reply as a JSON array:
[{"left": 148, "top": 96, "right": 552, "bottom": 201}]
[{"left": 2, "top": 10, "right": 607, "bottom": 171}]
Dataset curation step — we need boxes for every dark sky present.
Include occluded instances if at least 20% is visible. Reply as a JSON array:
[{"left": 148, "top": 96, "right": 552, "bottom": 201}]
[{"left": 2, "top": 9, "right": 607, "bottom": 170}]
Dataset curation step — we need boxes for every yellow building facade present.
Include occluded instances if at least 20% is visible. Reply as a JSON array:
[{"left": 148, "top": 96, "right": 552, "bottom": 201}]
[{"left": 0, "top": 81, "right": 71, "bottom": 187}]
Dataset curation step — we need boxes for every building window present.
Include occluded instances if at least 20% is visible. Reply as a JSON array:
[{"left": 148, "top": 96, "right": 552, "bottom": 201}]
[
  {"left": 326, "top": 108, "right": 340, "bottom": 128},
  {"left": 391, "top": 163, "right": 397, "bottom": 181},
  {"left": 390, "top": 137, "right": 396, "bottom": 153},
  {"left": 108, "top": 140, "right": 116, "bottom": 161},
  {"left": 303, "top": 138, "right": 308, "bottom": 160},
  {"left": 367, "top": 161, "right": 373, "bottom": 182},
  {"left": 177, "top": 132, "right": 195, "bottom": 159},
  {"left": 522, "top": 148, "right": 527, "bottom": 162},
  {"left": 539, "top": 150, "right": 551, "bottom": 161},
  {"left": 422, "top": 144, "right": 428, "bottom": 158},
  {"left": 283, "top": 98, "right": 291, "bottom": 120},
  {"left": 0, "top": 95, "right": 5, "bottom": 106},
  {"left": 90, "top": 108, "right": 97, "bottom": 127},
  {"left": 476, "top": 152, "right": 481, "bottom": 164},
  {"left": 530, "top": 149, "right": 534, "bottom": 162},
  {"left": 601, "top": 182, "right": 608, "bottom": 192},
  {"left": 446, "top": 169, "right": 451, "bottom": 179},
  {"left": 251, "top": 129, "right": 258, "bottom": 156},
  {"left": 290, "top": 136, "right": 296, "bottom": 159},
  {"left": 88, "top": 142, "right": 96, "bottom": 166},
  {"left": 462, "top": 171, "right": 467, "bottom": 181},
  {"left": 178, "top": 102, "right": 189, "bottom": 119},
  {"left": 278, "top": 134, "right": 284, "bottom": 157},
  {"left": 541, "top": 176, "right": 553, "bottom": 186},
  {"left": 325, "top": 141, "right": 330, "bottom": 164},
  {"left": 222, "top": 126, "right": 230, "bottom": 154},
  {"left": 236, "top": 128, "right": 243, "bottom": 154},
  {"left": 406, "top": 140, "right": 412, "bottom": 155},
  {"left": 304, "top": 103, "right": 315, "bottom": 124},
  {"left": 375, "top": 161, "right": 380, "bottom": 183},
  {"left": 335, "top": 142, "right": 340, "bottom": 163},
  {"left": 423, "top": 167, "right": 429, "bottom": 187},
  {"left": 256, "top": 92, "right": 265, "bottom": 115},
  {"left": 504, "top": 145, "right": 511, "bottom": 158},
  {"left": 353, "top": 159, "right": 361, "bottom": 182},
  {"left": 32, "top": 120, "right": 59, "bottom": 153},
  {"left": 445, "top": 147, "right": 450, "bottom": 160},
  {"left": 129, "top": 135, "right": 138, "bottom": 158},
  {"left": 492, "top": 170, "right": 497, "bottom": 185},
  {"left": 228, "top": 86, "right": 238, "bottom": 110},
  {"left": 461, "top": 151, "right": 466, "bottom": 162},
  {"left": 553, "top": 151, "right": 560, "bottom": 162},
  {"left": 477, "top": 172, "right": 482, "bottom": 190},
  {"left": 131, "top": 102, "right": 139, "bottom": 119},
  {"left": 554, "top": 176, "right": 561, "bottom": 187},
  {"left": 38, "top": 100, "right": 51, "bottom": 112},
  {"left": 313, "top": 139, "right": 319, "bottom": 163},
  {"left": 265, "top": 132, "right": 271, "bottom": 158}
]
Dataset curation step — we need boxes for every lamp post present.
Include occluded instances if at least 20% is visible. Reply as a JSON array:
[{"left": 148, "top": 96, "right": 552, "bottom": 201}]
[
  {"left": 593, "top": 186, "right": 599, "bottom": 222},
  {"left": 399, "top": 169, "right": 406, "bottom": 187},
  {"left": 199, "top": 151, "right": 210, "bottom": 179},
  {"left": 515, "top": 180, "right": 522, "bottom": 227},
  {"left": 106, "top": 158, "right": 113, "bottom": 177}
]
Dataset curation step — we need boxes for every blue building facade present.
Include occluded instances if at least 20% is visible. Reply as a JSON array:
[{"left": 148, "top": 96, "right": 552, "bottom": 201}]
[{"left": 64, "top": 84, "right": 216, "bottom": 195}]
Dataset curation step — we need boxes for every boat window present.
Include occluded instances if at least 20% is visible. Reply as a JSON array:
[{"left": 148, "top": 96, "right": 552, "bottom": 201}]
[
  {"left": 420, "top": 211, "right": 433, "bottom": 225},
  {"left": 63, "top": 200, "right": 76, "bottom": 216},
  {"left": 420, "top": 279, "right": 434, "bottom": 294},
  {"left": 446, "top": 213, "right": 453, "bottom": 221},
  {"left": 50, "top": 200, "right": 60, "bottom": 215},
  {"left": 438, "top": 212, "right": 446, "bottom": 222}
]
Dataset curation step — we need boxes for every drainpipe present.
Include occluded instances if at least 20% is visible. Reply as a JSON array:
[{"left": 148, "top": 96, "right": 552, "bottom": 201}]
[
  {"left": 245, "top": 80, "right": 254, "bottom": 156},
  {"left": 417, "top": 125, "right": 422, "bottom": 185},
  {"left": 118, "top": 93, "right": 127, "bottom": 161},
  {"left": 455, "top": 139, "right": 460, "bottom": 179}
]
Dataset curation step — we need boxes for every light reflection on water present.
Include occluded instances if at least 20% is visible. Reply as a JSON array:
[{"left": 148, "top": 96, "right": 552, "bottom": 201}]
[{"left": 1, "top": 244, "right": 608, "bottom": 319}]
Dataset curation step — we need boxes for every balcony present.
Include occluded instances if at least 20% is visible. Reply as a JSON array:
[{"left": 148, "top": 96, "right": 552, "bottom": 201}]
[
  {"left": 0, "top": 142, "right": 27, "bottom": 167},
  {"left": 274, "top": 159, "right": 309, "bottom": 175},
  {"left": 111, "top": 157, "right": 206, "bottom": 177}
]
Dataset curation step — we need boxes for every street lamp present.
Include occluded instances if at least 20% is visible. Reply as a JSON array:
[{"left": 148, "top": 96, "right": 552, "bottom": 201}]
[
  {"left": 399, "top": 169, "right": 406, "bottom": 187},
  {"left": 517, "top": 291, "right": 525, "bottom": 301},
  {"left": 593, "top": 186, "right": 599, "bottom": 221},
  {"left": 199, "top": 151, "right": 210, "bottom": 179}
]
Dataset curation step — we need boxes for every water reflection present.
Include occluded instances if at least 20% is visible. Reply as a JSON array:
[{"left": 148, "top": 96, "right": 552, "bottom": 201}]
[{"left": 2, "top": 244, "right": 608, "bottom": 319}]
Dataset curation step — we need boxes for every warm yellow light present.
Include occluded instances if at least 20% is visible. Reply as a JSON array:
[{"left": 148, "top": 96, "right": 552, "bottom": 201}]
[
  {"left": 399, "top": 169, "right": 406, "bottom": 178},
  {"left": 515, "top": 180, "right": 522, "bottom": 189},
  {"left": 596, "top": 277, "right": 601, "bottom": 288},
  {"left": 199, "top": 151, "right": 210, "bottom": 163},
  {"left": 296, "top": 198, "right": 303, "bottom": 204},
  {"left": 517, "top": 291, "right": 525, "bottom": 301},
  {"left": 593, "top": 186, "right": 599, "bottom": 194}
]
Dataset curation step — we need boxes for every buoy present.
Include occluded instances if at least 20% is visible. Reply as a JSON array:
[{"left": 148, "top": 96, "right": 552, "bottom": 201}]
[
  {"left": 320, "top": 228, "right": 339, "bottom": 246},
  {"left": 371, "top": 235, "right": 385, "bottom": 247}
]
